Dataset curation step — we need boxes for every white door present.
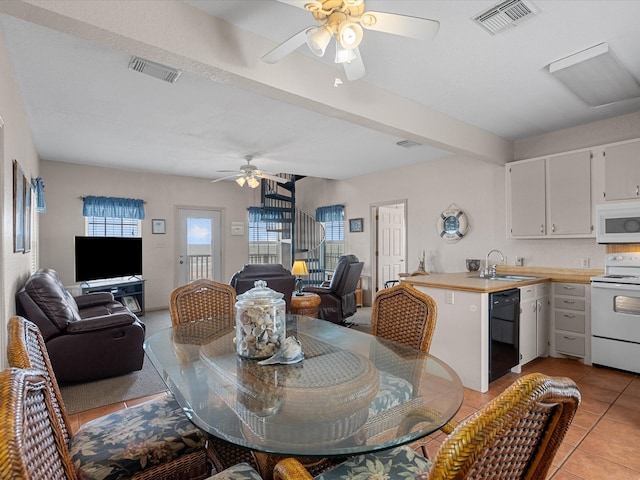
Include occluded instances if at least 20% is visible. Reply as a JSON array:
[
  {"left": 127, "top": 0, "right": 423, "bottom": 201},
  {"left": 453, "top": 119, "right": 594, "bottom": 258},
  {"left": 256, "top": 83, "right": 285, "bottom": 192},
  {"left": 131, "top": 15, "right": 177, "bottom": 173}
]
[
  {"left": 375, "top": 202, "right": 406, "bottom": 292},
  {"left": 177, "top": 208, "right": 222, "bottom": 286}
]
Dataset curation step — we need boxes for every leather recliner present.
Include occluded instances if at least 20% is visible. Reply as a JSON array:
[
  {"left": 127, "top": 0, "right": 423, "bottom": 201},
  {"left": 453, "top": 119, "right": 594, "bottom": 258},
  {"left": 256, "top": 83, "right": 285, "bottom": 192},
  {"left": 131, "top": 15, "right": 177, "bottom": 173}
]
[
  {"left": 302, "top": 254, "right": 364, "bottom": 324},
  {"left": 15, "top": 268, "right": 145, "bottom": 383},
  {"left": 230, "top": 263, "right": 296, "bottom": 312}
]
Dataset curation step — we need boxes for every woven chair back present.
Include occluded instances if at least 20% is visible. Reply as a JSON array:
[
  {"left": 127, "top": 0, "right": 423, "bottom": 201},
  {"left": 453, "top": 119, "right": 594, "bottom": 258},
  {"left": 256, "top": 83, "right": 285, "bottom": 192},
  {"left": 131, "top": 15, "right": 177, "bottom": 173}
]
[
  {"left": 428, "top": 373, "right": 581, "bottom": 480},
  {"left": 0, "top": 368, "right": 78, "bottom": 480},
  {"left": 7, "top": 316, "right": 72, "bottom": 444},
  {"left": 169, "top": 279, "right": 236, "bottom": 328},
  {"left": 370, "top": 283, "right": 437, "bottom": 353}
]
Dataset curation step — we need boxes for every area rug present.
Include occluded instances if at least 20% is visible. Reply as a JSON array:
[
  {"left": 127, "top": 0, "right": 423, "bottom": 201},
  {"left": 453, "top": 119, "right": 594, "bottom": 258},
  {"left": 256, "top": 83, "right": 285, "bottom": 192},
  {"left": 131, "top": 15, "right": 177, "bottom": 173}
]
[{"left": 60, "top": 310, "right": 171, "bottom": 414}]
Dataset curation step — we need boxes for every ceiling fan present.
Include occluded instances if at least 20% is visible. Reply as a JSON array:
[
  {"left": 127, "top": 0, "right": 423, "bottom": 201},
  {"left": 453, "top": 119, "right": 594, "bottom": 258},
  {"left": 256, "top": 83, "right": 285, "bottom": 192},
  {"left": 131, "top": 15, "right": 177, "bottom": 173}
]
[
  {"left": 261, "top": 0, "right": 440, "bottom": 81},
  {"left": 212, "top": 155, "right": 288, "bottom": 188}
]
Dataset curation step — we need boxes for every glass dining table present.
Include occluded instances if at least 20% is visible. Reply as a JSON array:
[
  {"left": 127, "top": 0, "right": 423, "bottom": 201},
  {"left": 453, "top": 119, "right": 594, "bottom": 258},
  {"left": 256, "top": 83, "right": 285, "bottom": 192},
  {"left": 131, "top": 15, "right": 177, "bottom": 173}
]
[{"left": 144, "top": 314, "right": 463, "bottom": 471}]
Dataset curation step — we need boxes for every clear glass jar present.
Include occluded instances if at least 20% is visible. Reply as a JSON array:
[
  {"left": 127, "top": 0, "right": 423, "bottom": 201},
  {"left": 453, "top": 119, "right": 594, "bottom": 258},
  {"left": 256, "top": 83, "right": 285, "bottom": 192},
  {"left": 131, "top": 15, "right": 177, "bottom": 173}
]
[{"left": 235, "top": 280, "right": 286, "bottom": 359}]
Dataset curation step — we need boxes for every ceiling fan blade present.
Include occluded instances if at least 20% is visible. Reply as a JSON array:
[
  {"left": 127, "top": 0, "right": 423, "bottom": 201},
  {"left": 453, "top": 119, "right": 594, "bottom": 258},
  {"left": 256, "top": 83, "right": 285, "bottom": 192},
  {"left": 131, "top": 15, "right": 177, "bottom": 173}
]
[
  {"left": 343, "top": 47, "right": 366, "bottom": 81},
  {"left": 276, "top": 0, "right": 315, "bottom": 9},
  {"left": 211, "top": 173, "right": 241, "bottom": 183},
  {"left": 257, "top": 172, "right": 289, "bottom": 184},
  {"left": 360, "top": 11, "right": 440, "bottom": 41},
  {"left": 262, "top": 27, "right": 312, "bottom": 64}
]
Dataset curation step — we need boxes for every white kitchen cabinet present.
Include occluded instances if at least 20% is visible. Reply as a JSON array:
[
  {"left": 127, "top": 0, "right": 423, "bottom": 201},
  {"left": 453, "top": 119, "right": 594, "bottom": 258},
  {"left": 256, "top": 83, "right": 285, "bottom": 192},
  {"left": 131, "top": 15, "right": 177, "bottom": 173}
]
[
  {"left": 604, "top": 139, "right": 640, "bottom": 201},
  {"left": 550, "top": 282, "right": 591, "bottom": 365},
  {"left": 507, "top": 150, "right": 593, "bottom": 238},
  {"left": 519, "top": 283, "right": 550, "bottom": 366}
]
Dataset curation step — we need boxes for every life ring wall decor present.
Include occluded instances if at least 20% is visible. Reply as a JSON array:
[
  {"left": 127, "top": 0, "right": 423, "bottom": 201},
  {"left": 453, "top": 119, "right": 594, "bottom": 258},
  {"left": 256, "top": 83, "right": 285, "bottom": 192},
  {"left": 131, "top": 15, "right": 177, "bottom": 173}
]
[{"left": 437, "top": 204, "right": 468, "bottom": 242}]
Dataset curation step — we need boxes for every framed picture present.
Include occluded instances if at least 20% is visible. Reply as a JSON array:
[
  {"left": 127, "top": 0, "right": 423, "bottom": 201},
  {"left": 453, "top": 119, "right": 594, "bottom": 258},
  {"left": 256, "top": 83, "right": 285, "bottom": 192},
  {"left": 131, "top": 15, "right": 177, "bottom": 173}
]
[
  {"left": 122, "top": 296, "right": 141, "bottom": 313},
  {"left": 13, "top": 160, "right": 25, "bottom": 253},
  {"left": 152, "top": 218, "right": 166, "bottom": 234},
  {"left": 349, "top": 218, "right": 364, "bottom": 233},
  {"left": 23, "top": 175, "right": 32, "bottom": 253}
]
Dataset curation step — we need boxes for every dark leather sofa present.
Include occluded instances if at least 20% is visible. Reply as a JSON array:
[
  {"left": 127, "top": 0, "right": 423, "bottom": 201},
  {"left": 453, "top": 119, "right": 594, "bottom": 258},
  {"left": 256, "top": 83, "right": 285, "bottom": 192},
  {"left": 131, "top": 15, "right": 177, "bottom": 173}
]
[
  {"left": 230, "top": 263, "right": 296, "bottom": 312},
  {"left": 302, "top": 254, "right": 364, "bottom": 324},
  {"left": 15, "top": 268, "right": 145, "bottom": 383}
]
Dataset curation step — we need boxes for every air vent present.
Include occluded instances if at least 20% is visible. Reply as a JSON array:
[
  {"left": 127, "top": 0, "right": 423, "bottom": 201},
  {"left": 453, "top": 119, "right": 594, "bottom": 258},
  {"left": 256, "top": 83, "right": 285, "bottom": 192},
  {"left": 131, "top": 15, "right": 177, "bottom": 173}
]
[
  {"left": 473, "top": 0, "right": 540, "bottom": 35},
  {"left": 128, "top": 56, "right": 182, "bottom": 84},
  {"left": 396, "top": 140, "right": 421, "bottom": 149}
]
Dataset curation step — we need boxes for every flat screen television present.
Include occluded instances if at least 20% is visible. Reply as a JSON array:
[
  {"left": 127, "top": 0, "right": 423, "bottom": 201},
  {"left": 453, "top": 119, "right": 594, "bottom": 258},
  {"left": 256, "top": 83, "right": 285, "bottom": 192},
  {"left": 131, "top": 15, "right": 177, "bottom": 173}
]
[{"left": 75, "top": 236, "right": 142, "bottom": 282}]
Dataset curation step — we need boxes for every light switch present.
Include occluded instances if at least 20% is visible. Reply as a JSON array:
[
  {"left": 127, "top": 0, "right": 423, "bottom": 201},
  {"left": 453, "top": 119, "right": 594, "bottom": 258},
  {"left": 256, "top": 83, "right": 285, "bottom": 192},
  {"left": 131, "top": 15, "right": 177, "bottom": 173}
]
[
  {"left": 231, "top": 222, "right": 245, "bottom": 236},
  {"left": 445, "top": 290, "right": 455, "bottom": 304}
]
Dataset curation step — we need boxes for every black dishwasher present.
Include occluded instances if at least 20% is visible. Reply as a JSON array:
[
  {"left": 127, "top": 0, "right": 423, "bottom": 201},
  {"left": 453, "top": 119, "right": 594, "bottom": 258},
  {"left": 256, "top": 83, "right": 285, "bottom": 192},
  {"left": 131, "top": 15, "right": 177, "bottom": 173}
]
[{"left": 489, "top": 288, "right": 520, "bottom": 382}]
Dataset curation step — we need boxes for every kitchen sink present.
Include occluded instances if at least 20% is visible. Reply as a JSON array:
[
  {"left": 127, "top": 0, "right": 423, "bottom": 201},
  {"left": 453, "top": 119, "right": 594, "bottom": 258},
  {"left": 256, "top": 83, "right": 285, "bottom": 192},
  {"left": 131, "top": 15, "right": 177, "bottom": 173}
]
[{"left": 467, "top": 274, "right": 541, "bottom": 282}]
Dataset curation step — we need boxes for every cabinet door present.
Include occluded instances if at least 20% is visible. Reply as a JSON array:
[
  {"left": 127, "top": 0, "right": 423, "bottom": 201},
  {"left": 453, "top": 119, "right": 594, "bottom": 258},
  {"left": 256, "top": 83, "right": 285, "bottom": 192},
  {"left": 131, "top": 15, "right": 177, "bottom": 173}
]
[
  {"left": 519, "top": 298, "right": 537, "bottom": 365},
  {"left": 604, "top": 139, "right": 640, "bottom": 201},
  {"left": 547, "top": 151, "right": 592, "bottom": 235},
  {"left": 536, "top": 296, "right": 549, "bottom": 357},
  {"left": 508, "top": 159, "right": 546, "bottom": 237}
]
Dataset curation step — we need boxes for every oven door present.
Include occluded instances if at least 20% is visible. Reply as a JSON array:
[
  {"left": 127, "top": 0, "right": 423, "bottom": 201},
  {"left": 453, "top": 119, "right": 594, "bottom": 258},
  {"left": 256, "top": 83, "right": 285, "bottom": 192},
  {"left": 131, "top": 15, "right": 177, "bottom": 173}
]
[{"left": 591, "top": 281, "right": 640, "bottom": 343}]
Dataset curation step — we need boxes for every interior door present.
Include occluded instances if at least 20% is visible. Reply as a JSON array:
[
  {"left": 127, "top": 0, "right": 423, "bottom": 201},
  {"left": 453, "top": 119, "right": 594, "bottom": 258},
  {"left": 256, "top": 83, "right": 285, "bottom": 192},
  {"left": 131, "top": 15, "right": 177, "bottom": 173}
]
[
  {"left": 375, "top": 202, "right": 406, "bottom": 292},
  {"left": 177, "top": 208, "right": 222, "bottom": 286}
]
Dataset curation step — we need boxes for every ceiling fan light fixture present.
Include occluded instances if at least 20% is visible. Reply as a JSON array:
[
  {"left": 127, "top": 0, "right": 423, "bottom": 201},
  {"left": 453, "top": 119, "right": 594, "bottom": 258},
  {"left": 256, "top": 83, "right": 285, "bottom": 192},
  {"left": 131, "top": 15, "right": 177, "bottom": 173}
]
[
  {"left": 235, "top": 176, "right": 246, "bottom": 187},
  {"left": 335, "top": 43, "right": 356, "bottom": 63},
  {"left": 306, "top": 26, "right": 333, "bottom": 56},
  {"left": 343, "top": 0, "right": 364, "bottom": 6},
  {"left": 338, "top": 22, "right": 363, "bottom": 49},
  {"left": 247, "top": 176, "right": 260, "bottom": 189}
]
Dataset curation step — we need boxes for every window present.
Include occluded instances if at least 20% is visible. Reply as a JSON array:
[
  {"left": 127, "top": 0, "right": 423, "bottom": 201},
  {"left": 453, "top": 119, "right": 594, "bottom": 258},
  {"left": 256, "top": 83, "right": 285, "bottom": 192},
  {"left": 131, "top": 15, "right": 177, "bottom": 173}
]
[
  {"left": 316, "top": 205, "right": 345, "bottom": 272},
  {"left": 87, "top": 216, "right": 139, "bottom": 237},
  {"left": 248, "top": 207, "right": 280, "bottom": 264}
]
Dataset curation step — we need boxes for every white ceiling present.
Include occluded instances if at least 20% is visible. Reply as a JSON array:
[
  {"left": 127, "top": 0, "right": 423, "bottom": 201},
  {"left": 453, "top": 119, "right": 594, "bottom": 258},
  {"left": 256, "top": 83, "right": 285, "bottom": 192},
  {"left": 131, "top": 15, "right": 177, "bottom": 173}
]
[{"left": 1, "top": 0, "right": 640, "bottom": 181}]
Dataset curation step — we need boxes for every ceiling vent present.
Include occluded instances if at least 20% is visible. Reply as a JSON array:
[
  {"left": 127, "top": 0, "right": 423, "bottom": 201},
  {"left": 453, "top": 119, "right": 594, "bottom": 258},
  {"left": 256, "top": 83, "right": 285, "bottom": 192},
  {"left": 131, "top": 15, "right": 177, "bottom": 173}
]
[
  {"left": 473, "top": 0, "right": 540, "bottom": 35},
  {"left": 128, "top": 56, "right": 182, "bottom": 84},
  {"left": 396, "top": 140, "right": 421, "bottom": 149}
]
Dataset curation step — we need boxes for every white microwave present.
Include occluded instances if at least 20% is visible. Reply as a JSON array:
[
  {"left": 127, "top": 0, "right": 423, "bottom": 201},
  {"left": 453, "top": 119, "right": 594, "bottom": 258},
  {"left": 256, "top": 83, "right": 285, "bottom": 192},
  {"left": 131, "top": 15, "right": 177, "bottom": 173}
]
[{"left": 597, "top": 202, "right": 640, "bottom": 243}]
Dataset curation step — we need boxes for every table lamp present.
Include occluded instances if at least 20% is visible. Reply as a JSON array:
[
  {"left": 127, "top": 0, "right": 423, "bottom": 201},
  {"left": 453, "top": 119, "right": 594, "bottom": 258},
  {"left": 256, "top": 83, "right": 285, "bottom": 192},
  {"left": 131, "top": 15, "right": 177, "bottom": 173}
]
[{"left": 291, "top": 260, "right": 309, "bottom": 296}]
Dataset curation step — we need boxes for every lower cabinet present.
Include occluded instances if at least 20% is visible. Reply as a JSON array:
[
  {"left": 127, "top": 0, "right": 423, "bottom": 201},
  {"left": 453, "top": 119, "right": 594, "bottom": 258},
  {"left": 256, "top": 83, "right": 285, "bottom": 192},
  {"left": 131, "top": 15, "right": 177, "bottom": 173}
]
[
  {"left": 550, "top": 282, "right": 591, "bottom": 364},
  {"left": 519, "top": 283, "right": 550, "bottom": 365}
]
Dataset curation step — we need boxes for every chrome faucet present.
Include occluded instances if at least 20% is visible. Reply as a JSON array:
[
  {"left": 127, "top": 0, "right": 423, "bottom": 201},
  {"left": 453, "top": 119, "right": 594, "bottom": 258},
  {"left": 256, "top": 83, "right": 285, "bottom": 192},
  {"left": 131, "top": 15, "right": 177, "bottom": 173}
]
[{"left": 482, "top": 249, "right": 505, "bottom": 278}]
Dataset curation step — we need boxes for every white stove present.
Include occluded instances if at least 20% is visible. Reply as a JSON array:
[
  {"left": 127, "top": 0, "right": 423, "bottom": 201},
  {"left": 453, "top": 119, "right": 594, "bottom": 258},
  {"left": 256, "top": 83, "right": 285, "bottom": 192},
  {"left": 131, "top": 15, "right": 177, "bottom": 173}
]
[{"left": 591, "top": 251, "right": 640, "bottom": 374}]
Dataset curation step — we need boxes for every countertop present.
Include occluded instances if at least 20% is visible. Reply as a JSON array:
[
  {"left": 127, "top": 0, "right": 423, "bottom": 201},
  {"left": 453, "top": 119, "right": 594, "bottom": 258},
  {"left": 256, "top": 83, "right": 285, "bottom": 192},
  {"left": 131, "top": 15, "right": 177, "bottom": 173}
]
[{"left": 403, "top": 266, "right": 603, "bottom": 293}]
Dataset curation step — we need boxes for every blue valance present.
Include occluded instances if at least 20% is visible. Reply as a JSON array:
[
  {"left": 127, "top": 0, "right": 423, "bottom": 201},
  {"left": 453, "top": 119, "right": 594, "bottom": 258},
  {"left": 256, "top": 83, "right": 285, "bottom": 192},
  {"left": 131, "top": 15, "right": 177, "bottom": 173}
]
[
  {"left": 316, "top": 204, "right": 344, "bottom": 223},
  {"left": 248, "top": 207, "right": 287, "bottom": 222},
  {"left": 82, "top": 196, "right": 145, "bottom": 219},
  {"left": 32, "top": 177, "right": 46, "bottom": 213}
]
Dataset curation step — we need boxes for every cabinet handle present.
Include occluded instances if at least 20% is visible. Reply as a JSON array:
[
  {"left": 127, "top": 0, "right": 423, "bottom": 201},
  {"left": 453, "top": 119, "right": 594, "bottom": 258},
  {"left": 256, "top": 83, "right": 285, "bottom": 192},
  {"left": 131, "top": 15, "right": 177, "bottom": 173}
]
[
  {"left": 563, "top": 300, "right": 576, "bottom": 304},
  {"left": 563, "top": 336, "right": 576, "bottom": 340},
  {"left": 540, "top": 224, "right": 544, "bottom": 233},
  {"left": 637, "top": 185, "right": 639, "bottom": 196},
  {"left": 563, "top": 313, "right": 576, "bottom": 318},
  {"left": 563, "top": 286, "right": 575, "bottom": 290},
  {"left": 552, "top": 224, "right": 556, "bottom": 232}
]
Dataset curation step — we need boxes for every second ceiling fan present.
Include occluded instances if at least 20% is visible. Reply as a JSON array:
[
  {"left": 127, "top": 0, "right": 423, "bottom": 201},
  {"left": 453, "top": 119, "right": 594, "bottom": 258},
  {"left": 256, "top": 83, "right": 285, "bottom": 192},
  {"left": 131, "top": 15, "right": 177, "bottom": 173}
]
[{"left": 262, "top": 0, "right": 440, "bottom": 81}]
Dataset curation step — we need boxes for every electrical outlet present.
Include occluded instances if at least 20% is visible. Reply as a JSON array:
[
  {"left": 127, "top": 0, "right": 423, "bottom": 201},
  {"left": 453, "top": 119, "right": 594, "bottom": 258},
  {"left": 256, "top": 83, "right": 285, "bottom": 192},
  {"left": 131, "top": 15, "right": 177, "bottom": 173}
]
[
  {"left": 581, "top": 258, "right": 590, "bottom": 268},
  {"left": 515, "top": 256, "right": 524, "bottom": 266},
  {"left": 445, "top": 290, "right": 455, "bottom": 304}
]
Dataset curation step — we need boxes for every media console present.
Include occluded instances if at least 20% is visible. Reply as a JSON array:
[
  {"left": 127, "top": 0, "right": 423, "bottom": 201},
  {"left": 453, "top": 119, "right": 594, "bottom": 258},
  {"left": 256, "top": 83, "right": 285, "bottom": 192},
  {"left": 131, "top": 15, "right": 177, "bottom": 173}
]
[{"left": 81, "top": 277, "right": 145, "bottom": 316}]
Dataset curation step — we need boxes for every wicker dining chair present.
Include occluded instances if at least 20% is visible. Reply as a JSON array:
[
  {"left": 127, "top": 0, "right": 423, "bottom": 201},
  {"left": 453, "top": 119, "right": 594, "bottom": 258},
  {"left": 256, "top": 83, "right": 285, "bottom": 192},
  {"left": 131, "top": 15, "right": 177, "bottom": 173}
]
[
  {"left": 370, "top": 282, "right": 437, "bottom": 352},
  {"left": 0, "top": 368, "right": 78, "bottom": 480},
  {"left": 273, "top": 373, "right": 581, "bottom": 480},
  {"left": 169, "top": 279, "right": 236, "bottom": 328},
  {"left": 6, "top": 316, "right": 211, "bottom": 480}
]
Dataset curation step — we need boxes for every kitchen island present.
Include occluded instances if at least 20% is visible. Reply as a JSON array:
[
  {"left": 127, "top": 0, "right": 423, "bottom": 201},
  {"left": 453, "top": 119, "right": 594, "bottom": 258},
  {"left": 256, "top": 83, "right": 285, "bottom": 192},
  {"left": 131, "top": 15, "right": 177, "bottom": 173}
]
[{"left": 403, "top": 268, "right": 599, "bottom": 393}]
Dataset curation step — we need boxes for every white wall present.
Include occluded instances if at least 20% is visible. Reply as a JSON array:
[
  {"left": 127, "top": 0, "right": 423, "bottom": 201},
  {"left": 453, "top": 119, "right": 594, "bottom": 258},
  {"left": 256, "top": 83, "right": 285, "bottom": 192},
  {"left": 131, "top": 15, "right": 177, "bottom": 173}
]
[
  {"left": 0, "top": 30, "right": 40, "bottom": 369},
  {"left": 39, "top": 160, "right": 258, "bottom": 310}
]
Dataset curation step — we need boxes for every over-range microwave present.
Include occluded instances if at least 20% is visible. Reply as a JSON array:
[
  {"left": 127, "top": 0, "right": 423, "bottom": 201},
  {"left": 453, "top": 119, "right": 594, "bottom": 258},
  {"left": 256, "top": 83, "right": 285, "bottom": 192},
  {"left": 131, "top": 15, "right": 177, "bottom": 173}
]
[{"left": 596, "top": 202, "right": 640, "bottom": 243}]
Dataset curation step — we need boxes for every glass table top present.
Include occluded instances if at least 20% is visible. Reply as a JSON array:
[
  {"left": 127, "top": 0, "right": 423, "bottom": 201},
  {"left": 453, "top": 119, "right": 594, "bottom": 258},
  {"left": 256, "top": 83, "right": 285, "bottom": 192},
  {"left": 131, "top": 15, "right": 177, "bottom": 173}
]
[{"left": 144, "top": 315, "right": 463, "bottom": 457}]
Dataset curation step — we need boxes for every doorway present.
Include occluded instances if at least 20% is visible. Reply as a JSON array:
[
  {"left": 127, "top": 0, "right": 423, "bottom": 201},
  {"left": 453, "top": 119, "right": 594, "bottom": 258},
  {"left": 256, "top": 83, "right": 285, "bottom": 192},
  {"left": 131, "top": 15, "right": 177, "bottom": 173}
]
[
  {"left": 371, "top": 200, "right": 407, "bottom": 293},
  {"left": 176, "top": 207, "right": 222, "bottom": 286}
]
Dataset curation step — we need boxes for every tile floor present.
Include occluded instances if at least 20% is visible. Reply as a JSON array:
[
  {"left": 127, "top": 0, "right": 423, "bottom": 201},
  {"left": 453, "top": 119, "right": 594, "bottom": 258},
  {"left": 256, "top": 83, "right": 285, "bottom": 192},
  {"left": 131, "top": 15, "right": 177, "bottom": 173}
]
[{"left": 70, "top": 308, "right": 640, "bottom": 480}]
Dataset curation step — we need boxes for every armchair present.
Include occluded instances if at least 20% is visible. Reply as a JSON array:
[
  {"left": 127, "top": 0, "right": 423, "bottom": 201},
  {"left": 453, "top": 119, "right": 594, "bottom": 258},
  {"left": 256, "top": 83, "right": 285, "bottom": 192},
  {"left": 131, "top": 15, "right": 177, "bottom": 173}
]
[
  {"left": 230, "top": 263, "right": 296, "bottom": 312},
  {"left": 302, "top": 254, "right": 363, "bottom": 324},
  {"left": 15, "top": 268, "right": 145, "bottom": 382}
]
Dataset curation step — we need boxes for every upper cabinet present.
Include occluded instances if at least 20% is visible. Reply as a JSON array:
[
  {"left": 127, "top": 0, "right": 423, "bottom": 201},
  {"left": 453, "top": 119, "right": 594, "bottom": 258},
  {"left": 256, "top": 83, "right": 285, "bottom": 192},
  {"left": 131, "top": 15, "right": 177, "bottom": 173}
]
[
  {"left": 507, "top": 150, "right": 593, "bottom": 239},
  {"left": 604, "top": 139, "right": 640, "bottom": 201}
]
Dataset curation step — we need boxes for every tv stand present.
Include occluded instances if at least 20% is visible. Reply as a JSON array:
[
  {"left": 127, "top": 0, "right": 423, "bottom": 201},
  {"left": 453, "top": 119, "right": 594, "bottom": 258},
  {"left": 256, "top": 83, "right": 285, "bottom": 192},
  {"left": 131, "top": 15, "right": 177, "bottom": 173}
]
[{"left": 81, "top": 278, "right": 145, "bottom": 316}]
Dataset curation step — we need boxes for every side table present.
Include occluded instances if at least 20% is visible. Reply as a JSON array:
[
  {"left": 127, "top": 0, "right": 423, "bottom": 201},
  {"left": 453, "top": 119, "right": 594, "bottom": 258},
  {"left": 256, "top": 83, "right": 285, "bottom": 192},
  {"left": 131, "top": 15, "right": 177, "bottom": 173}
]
[{"left": 290, "top": 292, "right": 321, "bottom": 318}]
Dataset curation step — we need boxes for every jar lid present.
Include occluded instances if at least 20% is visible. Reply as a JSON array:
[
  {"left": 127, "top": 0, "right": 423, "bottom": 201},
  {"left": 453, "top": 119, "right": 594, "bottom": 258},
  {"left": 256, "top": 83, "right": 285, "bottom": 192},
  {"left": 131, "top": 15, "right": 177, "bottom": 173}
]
[{"left": 236, "top": 280, "right": 284, "bottom": 303}]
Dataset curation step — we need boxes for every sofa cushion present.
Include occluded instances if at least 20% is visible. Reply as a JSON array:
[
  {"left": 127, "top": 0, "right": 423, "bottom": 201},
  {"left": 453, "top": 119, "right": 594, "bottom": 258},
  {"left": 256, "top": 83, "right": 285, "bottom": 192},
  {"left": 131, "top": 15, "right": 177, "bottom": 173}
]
[
  {"left": 24, "top": 269, "right": 81, "bottom": 329},
  {"left": 71, "top": 395, "right": 207, "bottom": 480}
]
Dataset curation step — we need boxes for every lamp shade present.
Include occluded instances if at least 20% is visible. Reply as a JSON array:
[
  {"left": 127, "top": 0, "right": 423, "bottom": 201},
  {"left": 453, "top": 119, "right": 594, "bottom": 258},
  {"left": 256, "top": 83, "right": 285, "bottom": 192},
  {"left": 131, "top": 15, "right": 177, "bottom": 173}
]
[{"left": 292, "top": 260, "right": 309, "bottom": 276}]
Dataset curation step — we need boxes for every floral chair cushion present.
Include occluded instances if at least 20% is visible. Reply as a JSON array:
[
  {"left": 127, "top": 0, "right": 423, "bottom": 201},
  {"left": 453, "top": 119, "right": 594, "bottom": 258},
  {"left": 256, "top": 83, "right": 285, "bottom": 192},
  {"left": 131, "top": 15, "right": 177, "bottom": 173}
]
[
  {"left": 315, "top": 445, "right": 432, "bottom": 480},
  {"left": 206, "top": 462, "right": 264, "bottom": 480},
  {"left": 368, "top": 370, "right": 413, "bottom": 416},
  {"left": 70, "top": 395, "right": 208, "bottom": 480}
]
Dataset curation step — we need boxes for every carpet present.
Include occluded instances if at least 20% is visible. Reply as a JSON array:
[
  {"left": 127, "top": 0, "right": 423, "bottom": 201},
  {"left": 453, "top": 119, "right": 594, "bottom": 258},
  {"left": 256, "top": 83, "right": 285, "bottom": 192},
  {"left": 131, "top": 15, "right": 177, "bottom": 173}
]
[{"left": 60, "top": 310, "right": 172, "bottom": 414}]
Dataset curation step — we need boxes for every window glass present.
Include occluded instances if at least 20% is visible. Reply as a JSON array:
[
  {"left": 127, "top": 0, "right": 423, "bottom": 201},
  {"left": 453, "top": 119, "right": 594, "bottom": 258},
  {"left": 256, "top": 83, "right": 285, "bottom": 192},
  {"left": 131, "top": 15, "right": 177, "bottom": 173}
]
[
  {"left": 248, "top": 220, "right": 279, "bottom": 264},
  {"left": 323, "top": 220, "right": 344, "bottom": 271},
  {"left": 87, "top": 216, "right": 139, "bottom": 237}
]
